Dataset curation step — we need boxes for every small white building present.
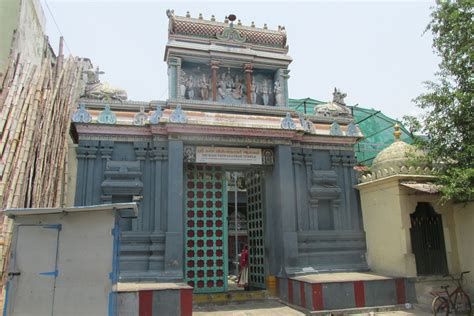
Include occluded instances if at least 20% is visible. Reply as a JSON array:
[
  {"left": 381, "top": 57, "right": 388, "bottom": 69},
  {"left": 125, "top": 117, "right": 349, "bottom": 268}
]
[{"left": 3, "top": 203, "right": 137, "bottom": 316}]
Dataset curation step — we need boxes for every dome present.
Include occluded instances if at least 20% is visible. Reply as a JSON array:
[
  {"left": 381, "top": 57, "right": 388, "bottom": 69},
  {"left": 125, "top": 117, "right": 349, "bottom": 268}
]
[
  {"left": 372, "top": 140, "right": 423, "bottom": 172},
  {"left": 314, "top": 102, "right": 351, "bottom": 117},
  {"left": 366, "top": 124, "right": 427, "bottom": 180}
]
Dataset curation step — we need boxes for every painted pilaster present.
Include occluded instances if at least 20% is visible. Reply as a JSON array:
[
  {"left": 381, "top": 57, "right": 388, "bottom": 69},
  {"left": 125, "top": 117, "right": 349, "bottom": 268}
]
[
  {"left": 273, "top": 145, "right": 298, "bottom": 275},
  {"left": 280, "top": 69, "right": 290, "bottom": 107},
  {"left": 303, "top": 149, "right": 316, "bottom": 231},
  {"left": 134, "top": 142, "right": 148, "bottom": 231},
  {"left": 99, "top": 141, "right": 114, "bottom": 204},
  {"left": 84, "top": 141, "right": 99, "bottom": 206},
  {"left": 291, "top": 148, "right": 304, "bottom": 231},
  {"left": 244, "top": 63, "right": 253, "bottom": 104},
  {"left": 211, "top": 61, "right": 219, "bottom": 101},
  {"left": 164, "top": 140, "right": 184, "bottom": 278},
  {"left": 74, "top": 144, "right": 87, "bottom": 206},
  {"left": 168, "top": 56, "right": 181, "bottom": 100}
]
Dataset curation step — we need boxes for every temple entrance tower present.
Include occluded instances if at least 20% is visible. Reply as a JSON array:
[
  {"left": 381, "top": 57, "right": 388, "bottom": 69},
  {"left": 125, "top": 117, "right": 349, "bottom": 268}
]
[
  {"left": 71, "top": 10, "right": 366, "bottom": 296},
  {"left": 164, "top": 10, "right": 291, "bottom": 108}
]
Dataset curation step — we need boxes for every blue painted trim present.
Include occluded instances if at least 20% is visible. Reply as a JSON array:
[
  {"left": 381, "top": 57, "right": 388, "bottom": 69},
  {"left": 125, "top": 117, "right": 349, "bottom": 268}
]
[
  {"left": 42, "top": 224, "right": 62, "bottom": 230},
  {"left": 3, "top": 281, "right": 10, "bottom": 316},
  {"left": 108, "top": 217, "right": 120, "bottom": 316},
  {"left": 39, "top": 270, "right": 59, "bottom": 277}
]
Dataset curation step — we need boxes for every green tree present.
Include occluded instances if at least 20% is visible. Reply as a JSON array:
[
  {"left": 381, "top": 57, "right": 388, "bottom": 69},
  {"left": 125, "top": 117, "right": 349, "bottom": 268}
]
[{"left": 414, "top": 0, "right": 473, "bottom": 202}]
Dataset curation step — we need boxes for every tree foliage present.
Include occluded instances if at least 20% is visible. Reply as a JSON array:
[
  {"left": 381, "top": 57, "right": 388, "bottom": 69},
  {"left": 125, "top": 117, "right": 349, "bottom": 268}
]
[{"left": 413, "top": 0, "right": 473, "bottom": 202}]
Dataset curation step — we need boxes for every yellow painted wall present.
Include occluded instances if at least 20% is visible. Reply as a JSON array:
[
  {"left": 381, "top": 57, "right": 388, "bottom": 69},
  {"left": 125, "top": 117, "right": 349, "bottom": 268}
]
[
  {"left": 452, "top": 202, "right": 474, "bottom": 294},
  {"left": 358, "top": 177, "right": 416, "bottom": 277},
  {"left": 358, "top": 175, "right": 467, "bottom": 280},
  {"left": 400, "top": 191, "right": 461, "bottom": 275}
]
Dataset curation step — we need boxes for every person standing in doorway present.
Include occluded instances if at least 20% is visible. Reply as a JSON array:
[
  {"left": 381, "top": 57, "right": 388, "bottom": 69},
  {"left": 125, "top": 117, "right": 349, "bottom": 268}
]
[{"left": 238, "top": 244, "right": 249, "bottom": 290}]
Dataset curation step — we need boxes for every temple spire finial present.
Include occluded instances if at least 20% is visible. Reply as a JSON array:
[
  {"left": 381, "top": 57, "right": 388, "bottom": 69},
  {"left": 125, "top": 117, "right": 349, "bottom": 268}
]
[{"left": 394, "top": 123, "right": 402, "bottom": 141}]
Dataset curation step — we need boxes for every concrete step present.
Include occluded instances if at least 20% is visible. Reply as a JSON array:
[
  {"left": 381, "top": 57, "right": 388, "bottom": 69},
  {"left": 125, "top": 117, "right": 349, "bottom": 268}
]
[
  {"left": 193, "top": 290, "right": 268, "bottom": 305},
  {"left": 278, "top": 272, "right": 416, "bottom": 313}
]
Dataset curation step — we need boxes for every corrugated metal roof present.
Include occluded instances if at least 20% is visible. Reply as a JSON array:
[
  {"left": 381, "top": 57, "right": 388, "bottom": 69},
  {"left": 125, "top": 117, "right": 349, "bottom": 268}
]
[{"left": 400, "top": 182, "right": 441, "bottom": 194}]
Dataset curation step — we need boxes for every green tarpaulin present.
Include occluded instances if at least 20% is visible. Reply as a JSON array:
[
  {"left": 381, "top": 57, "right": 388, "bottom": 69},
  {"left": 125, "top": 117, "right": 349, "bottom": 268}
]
[{"left": 289, "top": 98, "right": 413, "bottom": 165}]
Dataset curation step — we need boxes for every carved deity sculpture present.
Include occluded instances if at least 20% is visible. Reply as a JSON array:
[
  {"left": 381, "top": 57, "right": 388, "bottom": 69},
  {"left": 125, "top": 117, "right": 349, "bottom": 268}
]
[
  {"left": 199, "top": 74, "right": 209, "bottom": 100},
  {"left": 232, "top": 75, "right": 243, "bottom": 100},
  {"left": 217, "top": 73, "right": 228, "bottom": 101},
  {"left": 179, "top": 70, "right": 187, "bottom": 98},
  {"left": 261, "top": 80, "right": 269, "bottom": 105},
  {"left": 274, "top": 80, "right": 284, "bottom": 106},
  {"left": 186, "top": 75, "right": 195, "bottom": 99},
  {"left": 82, "top": 66, "right": 127, "bottom": 101},
  {"left": 250, "top": 80, "right": 257, "bottom": 104},
  {"left": 332, "top": 87, "right": 347, "bottom": 106}
]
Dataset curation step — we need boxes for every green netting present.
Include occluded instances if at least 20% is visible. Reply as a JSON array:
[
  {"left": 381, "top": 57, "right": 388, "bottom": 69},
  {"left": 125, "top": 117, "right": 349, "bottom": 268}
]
[{"left": 289, "top": 98, "right": 414, "bottom": 166}]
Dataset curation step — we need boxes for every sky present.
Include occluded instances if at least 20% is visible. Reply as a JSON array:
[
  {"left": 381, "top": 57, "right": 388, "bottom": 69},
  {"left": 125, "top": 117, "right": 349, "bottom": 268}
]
[{"left": 41, "top": 0, "right": 439, "bottom": 120}]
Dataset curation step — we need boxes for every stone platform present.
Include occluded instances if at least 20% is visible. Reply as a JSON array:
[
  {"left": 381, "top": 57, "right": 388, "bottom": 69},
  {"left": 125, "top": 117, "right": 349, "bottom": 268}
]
[
  {"left": 277, "top": 272, "right": 416, "bottom": 312},
  {"left": 115, "top": 282, "right": 193, "bottom": 316}
]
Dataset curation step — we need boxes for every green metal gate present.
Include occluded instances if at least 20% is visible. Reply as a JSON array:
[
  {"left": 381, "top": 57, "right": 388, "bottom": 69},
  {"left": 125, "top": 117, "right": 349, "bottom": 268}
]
[
  {"left": 246, "top": 170, "right": 265, "bottom": 289},
  {"left": 184, "top": 165, "right": 228, "bottom": 293}
]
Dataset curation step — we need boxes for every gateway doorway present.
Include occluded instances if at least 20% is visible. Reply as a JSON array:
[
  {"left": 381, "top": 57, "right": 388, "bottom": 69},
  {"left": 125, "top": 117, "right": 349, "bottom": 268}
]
[
  {"left": 410, "top": 202, "right": 449, "bottom": 276},
  {"left": 184, "top": 165, "right": 266, "bottom": 294}
]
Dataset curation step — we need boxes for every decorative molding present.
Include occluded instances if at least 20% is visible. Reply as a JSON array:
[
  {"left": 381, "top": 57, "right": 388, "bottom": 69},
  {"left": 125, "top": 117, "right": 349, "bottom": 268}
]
[
  {"left": 309, "top": 170, "right": 341, "bottom": 207},
  {"left": 216, "top": 22, "right": 246, "bottom": 43},
  {"left": 97, "top": 105, "right": 117, "bottom": 124},
  {"left": 183, "top": 145, "right": 196, "bottom": 163},
  {"left": 133, "top": 106, "right": 148, "bottom": 126},
  {"left": 169, "top": 104, "right": 187, "bottom": 123},
  {"left": 72, "top": 104, "right": 92, "bottom": 123},
  {"left": 149, "top": 105, "right": 163, "bottom": 124},
  {"left": 262, "top": 149, "right": 274, "bottom": 165},
  {"left": 101, "top": 160, "right": 143, "bottom": 196},
  {"left": 330, "top": 121, "right": 343, "bottom": 136},
  {"left": 281, "top": 113, "right": 296, "bottom": 130},
  {"left": 298, "top": 112, "right": 314, "bottom": 133},
  {"left": 346, "top": 121, "right": 358, "bottom": 136}
]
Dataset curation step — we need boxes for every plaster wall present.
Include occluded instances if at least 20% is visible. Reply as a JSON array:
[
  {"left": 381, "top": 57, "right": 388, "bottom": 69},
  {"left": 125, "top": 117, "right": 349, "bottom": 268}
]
[
  {"left": 400, "top": 189, "right": 461, "bottom": 276},
  {"left": 359, "top": 176, "right": 468, "bottom": 280},
  {"left": 452, "top": 202, "right": 474, "bottom": 294},
  {"left": 65, "top": 136, "right": 78, "bottom": 207},
  {"left": 7, "top": 210, "right": 116, "bottom": 316},
  {"left": 359, "top": 178, "right": 414, "bottom": 277},
  {"left": 0, "top": 0, "right": 46, "bottom": 75}
]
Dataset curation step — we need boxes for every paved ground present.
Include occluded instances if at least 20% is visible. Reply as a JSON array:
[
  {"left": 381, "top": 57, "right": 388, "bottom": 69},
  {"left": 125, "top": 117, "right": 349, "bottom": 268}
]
[
  {"left": 194, "top": 301, "right": 432, "bottom": 315},
  {"left": 193, "top": 300, "right": 304, "bottom": 315}
]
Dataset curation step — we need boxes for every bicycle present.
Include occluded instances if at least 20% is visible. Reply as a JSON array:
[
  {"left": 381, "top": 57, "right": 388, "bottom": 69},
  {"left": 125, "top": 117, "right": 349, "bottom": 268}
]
[{"left": 431, "top": 270, "right": 472, "bottom": 315}]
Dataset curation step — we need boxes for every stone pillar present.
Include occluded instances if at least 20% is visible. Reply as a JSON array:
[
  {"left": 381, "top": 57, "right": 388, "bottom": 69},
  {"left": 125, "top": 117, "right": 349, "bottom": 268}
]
[
  {"left": 99, "top": 141, "right": 114, "bottom": 204},
  {"left": 164, "top": 140, "right": 184, "bottom": 278},
  {"left": 134, "top": 142, "right": 148, "bottom": 231},
  {"left": 168, "top": 56, "right": 181, "bottom": 100},
  {"left": 244, "top": 63, "right": 253, "bottom": 104},
  {"left": 272, "top": 145, "right": 299, "bottom": 275},
  {"left": 280, "top": 69, "right": 290, "bottom": 107},
  {"left": 211, "top": 61, "right": 219, "bottom": 101}
]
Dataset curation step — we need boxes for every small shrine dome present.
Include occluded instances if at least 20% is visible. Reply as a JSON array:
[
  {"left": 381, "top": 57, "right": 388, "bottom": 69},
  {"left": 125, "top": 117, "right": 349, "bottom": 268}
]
[
  {"left": 361, "top": 124, "right": 430, "bottom": 182},
  {"left": 314, "top": 102, "right": 351, "bottom": 117}
]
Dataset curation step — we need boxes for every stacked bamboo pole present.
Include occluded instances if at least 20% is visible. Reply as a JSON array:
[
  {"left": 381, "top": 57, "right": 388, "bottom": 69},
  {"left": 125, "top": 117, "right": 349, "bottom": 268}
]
[{"left": 0, "top": 51, "right": 84, "bottom": 297}]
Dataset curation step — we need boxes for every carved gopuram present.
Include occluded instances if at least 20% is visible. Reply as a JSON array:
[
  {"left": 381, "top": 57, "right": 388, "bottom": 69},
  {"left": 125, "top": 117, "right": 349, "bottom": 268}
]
[{"left": 71, "top": 11, "right": 367, "bottom": 298}]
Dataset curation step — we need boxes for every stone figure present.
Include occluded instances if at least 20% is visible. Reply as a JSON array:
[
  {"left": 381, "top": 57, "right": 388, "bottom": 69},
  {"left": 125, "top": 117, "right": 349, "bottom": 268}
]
[
  {"left": 186, "top": 75, "right": 195, "bottom": 99},
  {"left": 82, "top": 66, "right": 127, "bottom": 101},
  {"left": 274, "top": 80, "right": 284, "bottom": 106},
  {"left": 218, "top": 73, "right": 228, "bottom": 101},
  {"left": 332, "top": 87, "right": 347, "bottom": 106},
  {"left": 232, "top": 75, "right": 243, "bottom": 100},
  {"left": 261, "top": 80, "right": 269, "bottom": 105},
  {"left": 250, "top": 80, "right": 257, "bottom": 104},
  {"left": 179, "top": 70, "right": 187, "bottom": 98},
  {"left": 199, "top": 74, "right": 209, "bottom": 100}
]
